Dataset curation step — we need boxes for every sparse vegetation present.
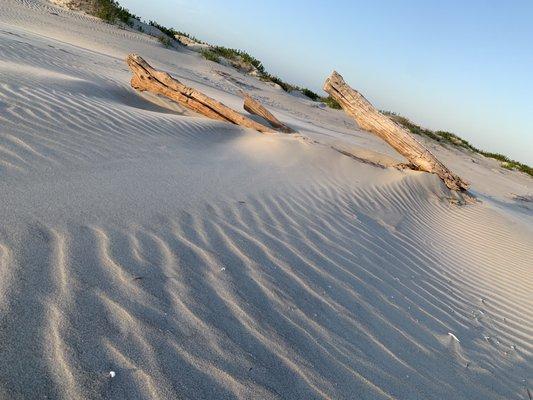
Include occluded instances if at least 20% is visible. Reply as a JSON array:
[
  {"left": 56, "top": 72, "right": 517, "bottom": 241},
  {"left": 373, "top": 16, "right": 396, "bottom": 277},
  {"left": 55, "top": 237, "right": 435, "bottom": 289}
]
[
  {"left": 158, "top": 36, "right": 171, "bottom": 48},
  {"left": 93, "top": 0, "right": 137, "bottom": 24},
  {"left": 259, "top": 73, "right": 295, "bottom": 92},
  {"left": 201, "top": 49, "right": 220, "bottom": 63},
  {"left": 174, "top": 31, "right": 205, "bottom": 45},
  {"left": 88, "top": 0, "right": 370, "bottom": 112},
  {"left": 207, "top": 46, "right": 265, "bottom": 74},
  {"left": 148, "top": 21, "right": 178, "bottom": 38},
  {"left": 301, "top": 88, "right": 320, "bottom": 101},
  {"left": 292, "top": 89, "right": 342, "bottom": 110},
  {"left": 381, "top": 111, "right": 532, "bottom": 177},
  {"left": 200, "top": 46, "right": 305, "bottom": 94},
  {"left": 320, "top": 95, "right": 342, "bottom": 109}
]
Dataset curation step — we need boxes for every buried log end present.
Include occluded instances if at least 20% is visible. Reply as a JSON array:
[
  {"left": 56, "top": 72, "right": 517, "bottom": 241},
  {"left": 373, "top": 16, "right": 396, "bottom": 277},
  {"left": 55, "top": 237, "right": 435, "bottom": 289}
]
[
  {"left": 126, "top": 53, "right": 143, "bottom": 65},
  {"left": 241, "top": 91, "right": 296, "bottom": 133},
  {"left": 126, "top": 53, "right": 143, "bottom": 71},
  {"left": 444, "top": 175, "right": 470, "bottom": 192}
]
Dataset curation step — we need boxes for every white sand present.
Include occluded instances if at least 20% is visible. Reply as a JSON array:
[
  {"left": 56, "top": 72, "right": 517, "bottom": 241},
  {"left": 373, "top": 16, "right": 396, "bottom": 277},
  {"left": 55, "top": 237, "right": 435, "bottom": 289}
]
[{"left": 0, "top": 1, "right": 532, "bottom": 399}]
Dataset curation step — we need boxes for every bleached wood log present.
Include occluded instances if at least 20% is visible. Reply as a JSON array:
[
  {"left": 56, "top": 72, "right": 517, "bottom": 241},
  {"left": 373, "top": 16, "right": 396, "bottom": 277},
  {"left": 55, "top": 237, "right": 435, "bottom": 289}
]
[
  {"left": 323, "top": 71, "right": 469, "bottom": 191},
  {"left": 126, "top": 54, "right": 275, "bottom": 133},
  {"left": 242, "top": 92, "right": 295, "bottom": 133}
]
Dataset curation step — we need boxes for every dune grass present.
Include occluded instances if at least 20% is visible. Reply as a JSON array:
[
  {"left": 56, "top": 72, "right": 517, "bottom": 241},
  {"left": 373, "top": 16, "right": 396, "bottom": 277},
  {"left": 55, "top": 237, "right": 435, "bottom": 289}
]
[
  {"left": 89, "top": 0, "right": 340, "bottom": 109},
  {"left": 200, "top": 49, "right": 220, "bottom": 63},
  {"left": 93, "top": 0, "right": 137, "bottom": 24},
  {"left": 382, "top": 111, "right": 532, "bottom": 177},
  {"left": 148, "top": 21, "right": 177, "bottom": 38},
  {"left": 321, "top": 95, "right": 342, "bottom": 109},
  {"left": 158, "top": 36, "right": 171, "bottom": 48},
  {"left": 207, "top": 47, "right": 265, "bottom": 73},
  {"left": 199, "top": 47, "right": 342, "bottom": 109}
]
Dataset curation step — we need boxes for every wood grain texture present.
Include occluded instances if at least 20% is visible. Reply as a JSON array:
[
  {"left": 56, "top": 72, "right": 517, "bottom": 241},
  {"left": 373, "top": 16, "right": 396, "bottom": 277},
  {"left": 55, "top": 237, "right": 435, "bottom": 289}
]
[
  {"left": 242, "top": 92, "right": 295, "bottom": 133},
  {"left": 127, "top": 54, "right": 275, "bottom": 133},
  {"left": 324, "top": 71, "right": 469, "bottom": 191}
]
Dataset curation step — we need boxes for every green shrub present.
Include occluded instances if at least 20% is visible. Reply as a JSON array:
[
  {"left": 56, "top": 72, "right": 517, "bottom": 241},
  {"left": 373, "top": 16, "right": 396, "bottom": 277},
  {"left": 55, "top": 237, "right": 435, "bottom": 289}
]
[
  {"left": 516, "top": 163, "right": 533, "bottom": 176},
  {"left": 201, "top": 49, "right": 220, "bottom": 63},
  {"left": 301, "top": 88, "right": 320, "bottom": 101},
  {"left": 320, "top": 95, "right": 341, "bottom": 109},
  {"left": 174, "top": 31, "right": 205, "bottom": 44},
  {"left": 93, "top": 0, "right": 136, "bottom": 24},
  {"left": 158, "top": 36, "right": 171, "bottom": 48},
  {"left": 149, "top": 21, "right": 178, "bottom": 38},
  {"left": 259, "top": 73, "right": 295, "bottom": 92},
  {"left": 435, "top": 131, "right": 475, "bottom": 150},
  {"left": 477, "top": 151, "right": 510, "bottom": 162},
  {"left": 205, "top": 46, "right": 265, "bottom": 74},
  {"left": 499, "top": 160, "right": 532, "bottom": 175},
  {"left": 387, "top": 113, "right": 532, "bottom": 177}
]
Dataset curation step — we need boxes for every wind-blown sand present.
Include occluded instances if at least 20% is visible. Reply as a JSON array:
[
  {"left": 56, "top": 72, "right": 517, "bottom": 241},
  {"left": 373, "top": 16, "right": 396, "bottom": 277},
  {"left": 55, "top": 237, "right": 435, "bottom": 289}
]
[{"left": 0, "top": 1, "right": 532, "bottom": 399}]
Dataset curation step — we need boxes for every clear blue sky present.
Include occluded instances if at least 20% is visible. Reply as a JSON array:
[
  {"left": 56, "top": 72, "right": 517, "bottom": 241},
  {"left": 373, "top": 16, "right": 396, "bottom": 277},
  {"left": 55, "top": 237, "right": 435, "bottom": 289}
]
[{"left": 121, "top": 0, "right": 533, "bottom": 165}]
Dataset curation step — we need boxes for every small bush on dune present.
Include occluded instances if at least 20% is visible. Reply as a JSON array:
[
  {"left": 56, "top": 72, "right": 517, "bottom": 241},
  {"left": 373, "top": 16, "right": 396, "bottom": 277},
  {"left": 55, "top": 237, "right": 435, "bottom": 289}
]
[
  {"left": 515, "top": 163, "right": 533, "bottom": 176},
  {"left": 93, "top": 0, "right": 136, "bottom": 24},
  {"left": 202, "top": 50, "right": 220, "bottom": 62},
  {"left": 477, "top": 151, "right": 509, "bottom": 162},
  {"left": 321, "top": 95, "right": 342, "bottom": 109},
  {"left": 259, "top": 73, "right": 295, "bottom": 92},
  {"left": 207, "top": 47, "right": 265, "bottom": 74},
  {"left": 292, "top": 87, "right": 342, "bottom": 109},
  {"left": 158, "top": 36, "right": 171, "bottom": 48},
  {"left": 435, "top": 131, "right": 475, "bottom": 150},
  {"left": 175, "top": 31, "right": 205, "bottom": 44},
  {"left": 201, "top": 49, "right": 220, "bottom": 63},
  {"left": 301, "top": 88, "right": 320, "bottom": 101},
  {"left": 149, "top": 21, "right": 179, "bottom": 38}
]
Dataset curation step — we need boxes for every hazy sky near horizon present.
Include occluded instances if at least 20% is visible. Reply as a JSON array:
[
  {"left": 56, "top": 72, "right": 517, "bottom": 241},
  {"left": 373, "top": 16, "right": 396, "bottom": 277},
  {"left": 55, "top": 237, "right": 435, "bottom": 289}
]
[{"left": 120, "top": 0, "right": 533, "bottom": 164}]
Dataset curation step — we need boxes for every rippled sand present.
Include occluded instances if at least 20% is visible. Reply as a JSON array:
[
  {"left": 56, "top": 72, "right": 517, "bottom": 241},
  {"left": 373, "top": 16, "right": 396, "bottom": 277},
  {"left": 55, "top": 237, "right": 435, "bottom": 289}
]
[{"left": 0, "top": 1, "right": 532, "bottom": 399}]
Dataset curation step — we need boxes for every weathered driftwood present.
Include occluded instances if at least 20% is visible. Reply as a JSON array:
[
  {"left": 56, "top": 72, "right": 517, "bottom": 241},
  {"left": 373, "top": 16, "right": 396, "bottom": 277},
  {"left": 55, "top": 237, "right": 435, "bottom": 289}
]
[
  {"left": 126, "top": 54, "right": 275, "bottom": 133},
  {"left": 323, "top": 71, "right": 469, "bottom": 191},
  {"left": 241, "top": 92, "right": 295, "bottom": 133}
]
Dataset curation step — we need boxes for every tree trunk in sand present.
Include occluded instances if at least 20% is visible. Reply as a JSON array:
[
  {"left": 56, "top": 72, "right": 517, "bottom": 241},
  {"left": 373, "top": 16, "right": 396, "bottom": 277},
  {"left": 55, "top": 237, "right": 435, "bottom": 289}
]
[
  {"left": 126, "top": 54, "right": 275, "bottom": 134},
  {"left": 323, "top": 71, "right": 469, "bottom": 191},
  {"left": 241, "top": 92, "right": 295, "bottom": 133}
]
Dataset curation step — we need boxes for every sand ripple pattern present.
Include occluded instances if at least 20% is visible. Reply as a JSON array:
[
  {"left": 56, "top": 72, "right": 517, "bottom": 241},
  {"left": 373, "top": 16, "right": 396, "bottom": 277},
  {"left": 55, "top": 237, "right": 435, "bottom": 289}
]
[
  {"left": 0, "top": 2, "right": 532, "bottom": 399},
  {"left": 0, "top": 179, "right": 531, "bottom": 399}
]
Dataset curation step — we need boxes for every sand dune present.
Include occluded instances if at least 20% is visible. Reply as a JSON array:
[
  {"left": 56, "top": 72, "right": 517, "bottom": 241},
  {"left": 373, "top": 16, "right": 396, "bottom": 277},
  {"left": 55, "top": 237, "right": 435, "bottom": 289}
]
[{"left": 0, "top": 1, "right": 532, "bottom": 399}]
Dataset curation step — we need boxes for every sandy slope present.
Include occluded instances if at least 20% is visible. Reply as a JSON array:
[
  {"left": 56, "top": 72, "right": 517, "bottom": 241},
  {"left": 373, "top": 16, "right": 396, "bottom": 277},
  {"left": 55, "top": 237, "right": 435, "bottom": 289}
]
[{"left": 0, "top": 1, "right": 532, "bottom": 399}]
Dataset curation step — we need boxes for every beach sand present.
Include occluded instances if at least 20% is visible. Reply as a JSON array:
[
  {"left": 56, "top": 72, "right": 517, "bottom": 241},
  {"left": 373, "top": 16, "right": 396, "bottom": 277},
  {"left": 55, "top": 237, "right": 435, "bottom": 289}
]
[{"left": 0, "top": 1, "right": 532, "bottom": 399}]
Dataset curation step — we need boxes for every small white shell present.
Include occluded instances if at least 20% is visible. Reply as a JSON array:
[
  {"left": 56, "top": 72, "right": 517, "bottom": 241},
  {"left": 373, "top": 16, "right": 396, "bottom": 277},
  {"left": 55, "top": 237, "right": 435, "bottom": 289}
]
[{"left": 448, "top": 332, "right": 460, "bottom": 342}]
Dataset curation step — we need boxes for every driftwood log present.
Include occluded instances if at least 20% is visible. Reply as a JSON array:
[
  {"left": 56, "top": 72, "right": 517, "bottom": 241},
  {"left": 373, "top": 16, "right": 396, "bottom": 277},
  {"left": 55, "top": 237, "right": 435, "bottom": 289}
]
[
  {"left": 126, "top": 54, "right": 275, "bottom": 133},
  {"left": 324, "top": 71, "right": 469, "bottom": 191},
  {"left": 242, "top": 92, "right": 295, "bottom": 133}
]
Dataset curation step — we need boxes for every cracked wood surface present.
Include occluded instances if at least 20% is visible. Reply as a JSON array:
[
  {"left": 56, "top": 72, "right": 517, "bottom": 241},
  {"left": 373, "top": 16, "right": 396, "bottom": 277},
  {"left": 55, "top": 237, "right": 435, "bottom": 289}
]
[
  {"left": 324, "top": 71, "right": 469, "bottom": 191},
  {"left": 127, "top": 54, "right": 275, "bottom": 133},
  {"left": 242, "top": 92, "right": 295, "bottom": 133}
]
